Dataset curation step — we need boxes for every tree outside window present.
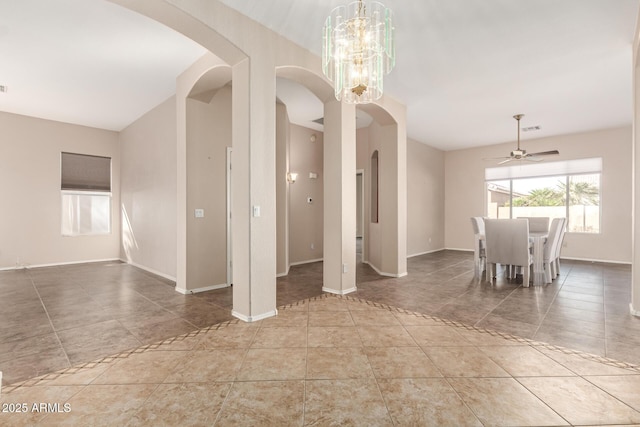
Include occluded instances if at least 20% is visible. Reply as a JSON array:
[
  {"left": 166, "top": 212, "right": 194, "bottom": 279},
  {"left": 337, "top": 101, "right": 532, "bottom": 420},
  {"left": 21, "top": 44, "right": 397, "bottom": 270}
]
[{"left": 487, "top": 173, "right": 600, "bottom": 233}]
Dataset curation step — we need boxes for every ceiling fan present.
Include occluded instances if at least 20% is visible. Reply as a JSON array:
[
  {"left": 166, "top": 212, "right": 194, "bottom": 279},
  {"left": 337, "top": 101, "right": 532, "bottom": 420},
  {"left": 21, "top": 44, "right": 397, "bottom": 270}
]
[{"left": 487, "top": 114, "right": 559, "bottom": 164}]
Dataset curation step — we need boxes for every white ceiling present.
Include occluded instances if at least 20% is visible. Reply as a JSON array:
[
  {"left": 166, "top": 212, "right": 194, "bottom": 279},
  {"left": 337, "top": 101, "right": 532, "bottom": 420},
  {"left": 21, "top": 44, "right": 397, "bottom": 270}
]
[
  {"left": 0, "top": 0, "right": 207, "bottom": 131},
  {"left": 1, "top": 0, "right": 638, "bottom": 150}
]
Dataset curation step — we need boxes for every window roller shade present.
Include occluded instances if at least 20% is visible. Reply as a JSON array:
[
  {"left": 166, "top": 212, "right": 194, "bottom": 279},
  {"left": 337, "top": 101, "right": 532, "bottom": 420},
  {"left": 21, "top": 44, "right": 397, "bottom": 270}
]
[
  {"left": 485, "top": 158, "right": 602, "bottom": 181},
  {"left": 61, "top": 152, "right": 111, "bottom": 192}
]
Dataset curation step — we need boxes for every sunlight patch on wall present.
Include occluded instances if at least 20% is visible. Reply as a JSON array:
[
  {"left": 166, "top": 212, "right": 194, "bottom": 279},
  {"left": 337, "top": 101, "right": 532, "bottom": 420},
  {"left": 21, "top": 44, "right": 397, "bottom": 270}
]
[{"left": 121, "top": 204, "right": 138, "bottom": 263}]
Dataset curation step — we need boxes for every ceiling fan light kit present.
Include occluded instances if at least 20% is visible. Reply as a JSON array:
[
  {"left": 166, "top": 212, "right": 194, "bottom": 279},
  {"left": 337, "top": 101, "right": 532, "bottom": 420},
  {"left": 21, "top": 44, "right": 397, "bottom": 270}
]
[{"left": 486, "top": 114, "right": 559, "bottom": 164}]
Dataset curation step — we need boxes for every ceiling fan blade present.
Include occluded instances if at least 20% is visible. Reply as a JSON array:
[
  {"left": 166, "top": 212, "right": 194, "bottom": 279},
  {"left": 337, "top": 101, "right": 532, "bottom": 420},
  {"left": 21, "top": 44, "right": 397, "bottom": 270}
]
[
  {"left": 527, "top": 150, "right": 559, "bottom": 157},
  {"left": 498, "top": 158, "right": 514, "bottom": 165},
  {"left": 482, "top": 156, "right": 512, "bottom": 160},
  {"left": 483, "top": 156, "right": 512, "bottom": 161},
  {"left": 522, "top": 156, "right": 544, "bottom": 162}
]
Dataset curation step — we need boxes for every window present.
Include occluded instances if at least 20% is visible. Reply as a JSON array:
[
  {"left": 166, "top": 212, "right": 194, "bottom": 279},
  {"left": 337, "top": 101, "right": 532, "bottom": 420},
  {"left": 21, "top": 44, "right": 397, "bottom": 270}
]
[
  {"left": 61, "top": 152, "right": 112, "bottom": 236},
  {"left": 485, "top": 158, "right": 601, "bottom": 233}
]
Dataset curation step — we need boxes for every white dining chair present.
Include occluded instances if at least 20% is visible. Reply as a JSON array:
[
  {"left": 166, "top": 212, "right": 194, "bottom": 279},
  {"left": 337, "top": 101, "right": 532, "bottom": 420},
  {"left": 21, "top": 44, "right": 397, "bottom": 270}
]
[
  {"left": 470, "top": 217, "right": 486, "bottom": 276},
  {"left": 518, "top": 217, "right": 550, "bottom": 233},
  {"left": 543, "top": 218, "right": 565, "bottom": 283},
  {"left": 552, "top": 218, "right": 567, "bottom": 277},
  {"left": 484, "top": 219, "right": 533, "bottom": 285}
]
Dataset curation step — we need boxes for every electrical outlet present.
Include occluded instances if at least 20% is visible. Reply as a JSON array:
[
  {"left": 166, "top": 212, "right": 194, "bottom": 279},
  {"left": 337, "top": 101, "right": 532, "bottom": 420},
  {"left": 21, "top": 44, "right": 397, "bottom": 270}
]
[{"left": 311, "top": 243, "right": 315, "bottom": 250}]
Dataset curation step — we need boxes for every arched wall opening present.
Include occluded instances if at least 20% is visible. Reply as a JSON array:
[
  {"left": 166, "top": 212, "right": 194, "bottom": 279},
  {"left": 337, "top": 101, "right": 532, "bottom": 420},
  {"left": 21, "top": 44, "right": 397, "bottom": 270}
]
[
  {"left": 356, "top": 101, "right": 408, "bottom": 278},
  {"left": 274, "top": 71, "right": 330, "bottom": 279},
  {"left": 273, "top": 66, "right": 408, "bottom": 287},
  {"left": 174, "top": 52, "right": 236, "bottom": 295},
  {"left": 110, "top": 0, "right": 407, "bottom": 318},
  {"left": 184, "top": 64, "right": 233, "bottom": 293}
]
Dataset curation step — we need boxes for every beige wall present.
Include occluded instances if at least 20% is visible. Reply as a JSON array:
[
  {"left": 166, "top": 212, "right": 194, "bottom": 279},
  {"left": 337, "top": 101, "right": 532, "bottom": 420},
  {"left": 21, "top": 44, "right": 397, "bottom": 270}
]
[
  {"left": 275, "top": 102, "right": 290, "bottom": 275},
  {"left": 356, "top": 130, "right": 445, "bottom": 261},
  {"left": 323, "top": 99, "right": 358, "bottom": 292},
  {"left": 633, "top": 10, "right": 640, "bottom": 315},
  {"left": 356, "top": 127, "right": 371, "bottom": 170},
  {"left": 356, "top": 128, "right": 370, "bottom": 261},
  {"left": 119, "top": 97, "right": 177, "bottom": 279},
  {"left": 0, "top": 111, "right": 120, "bottom": 269},
  {"left": 407, "top": 139, "right": 445, "bottom": 256},
  {"left": 289, "top": 125, "right": 324, "bottom": 264},
  {"left": 444, "top": 126, "right": 632, "bottom": 263},
  {"left": 360, "top": 120, "right": 407, "bottom": 275},
  {"left": 630, "top": 10, "right": 640, "bottom": 317},
  {"left": 118, "top": 79, "right": 325, "bottom": 286},
  {"left": 366, "top": 122, "right": 385, "bottom": 270},
  {"left": 185, "top": 86, "right": 232, "bottom": 289},
  {"left": 356, "top": 173, "right": 363, "bottom": 237}
]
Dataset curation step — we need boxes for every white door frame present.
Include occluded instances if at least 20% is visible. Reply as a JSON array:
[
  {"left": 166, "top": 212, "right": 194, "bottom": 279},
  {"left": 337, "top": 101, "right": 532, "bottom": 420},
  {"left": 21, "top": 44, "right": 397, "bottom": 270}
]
[
  {"left": 226, "top": 147, "right": 233, "bottom": 286},
  {"left": 356, "top": 169, "right": 365, "bottom": 261}
]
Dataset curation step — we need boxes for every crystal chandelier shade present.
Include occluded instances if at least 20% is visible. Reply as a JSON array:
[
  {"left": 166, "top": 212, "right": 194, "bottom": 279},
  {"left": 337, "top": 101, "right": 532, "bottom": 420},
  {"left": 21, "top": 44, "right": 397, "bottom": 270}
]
[{"left": 322, "top": 0, "right": 395, "bottom": 104}]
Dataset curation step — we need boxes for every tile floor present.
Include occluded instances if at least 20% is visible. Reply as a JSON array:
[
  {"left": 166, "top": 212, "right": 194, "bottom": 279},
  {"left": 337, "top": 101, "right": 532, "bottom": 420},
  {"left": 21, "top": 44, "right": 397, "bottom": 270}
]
[
  {"left": 356, "top": 251, "right": 640, "bottom": 366},
  {"left": 0, "top": 262, "right": 235, "bottom": 385},
  {"left": 1, "top": 249, "right": 640, "bottom": 425},
  {"left": 1, "top": 295, "right": 640, "bottom": 426}
]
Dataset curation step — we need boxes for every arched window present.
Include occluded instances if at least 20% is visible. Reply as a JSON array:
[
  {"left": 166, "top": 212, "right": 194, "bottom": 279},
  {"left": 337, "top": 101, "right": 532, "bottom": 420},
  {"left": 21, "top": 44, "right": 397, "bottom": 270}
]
[{"left": 371, "top": 150, "right": 379, "bottom": 223}]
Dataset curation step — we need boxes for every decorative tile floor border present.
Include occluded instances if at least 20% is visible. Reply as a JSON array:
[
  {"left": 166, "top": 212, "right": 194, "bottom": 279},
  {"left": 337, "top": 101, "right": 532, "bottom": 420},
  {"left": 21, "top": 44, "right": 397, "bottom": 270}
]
[
  {"left": 3, "top": 293, "right": 639, "bottom": 395},
  {"left": 334, "top": 295, "right": 640, "bottom": 373}
]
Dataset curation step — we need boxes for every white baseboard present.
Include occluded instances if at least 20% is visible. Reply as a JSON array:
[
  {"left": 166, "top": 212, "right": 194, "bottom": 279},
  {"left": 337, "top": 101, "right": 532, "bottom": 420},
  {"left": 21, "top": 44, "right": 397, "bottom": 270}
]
[
  {"left": 125, "top": 260, "right": 176, "bottom": 282},
  {"left": 441, "top": 248, "right": 631, "bottom": 266},
  {"left": 277, "top": 259, "right": 321, "bottom": 277},
  {"left": 444, "top": 247, "right": 474, "bottom": 253},
  {"left": 289, "top": 258, "right": 323, "bottom": 267},
  {"left": 408, "top": 248, "right": 446, "bottom": 258},
  {"left": 276, "top": 265, "right": 290, "bottom": 278},
  {"left": 0, "top": 257, "right": 121, "bottom": 272},
  {"left": 232, "top": 309, "right": 278, "bottom": 322},
  {"left": 559, "top": 256, "right": 631, "bottom": 265},
  {"left": 175, "top": 283, "right": 230, "bottom": 295},
  {"left": 363, "top": 261, "right": 407, "bottom": 278},
  {"left": 322, "top": 286, "right": 357, "bottom": 295},
  {"left": 630, "top": 303, "right": 640, "bottom": 317}
]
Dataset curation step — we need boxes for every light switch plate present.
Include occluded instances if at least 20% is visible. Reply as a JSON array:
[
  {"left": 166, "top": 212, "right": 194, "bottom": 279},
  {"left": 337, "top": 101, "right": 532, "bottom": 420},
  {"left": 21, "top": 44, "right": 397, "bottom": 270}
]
[{"left": 195, "top": 209, "right": 204, "bottom": 218}]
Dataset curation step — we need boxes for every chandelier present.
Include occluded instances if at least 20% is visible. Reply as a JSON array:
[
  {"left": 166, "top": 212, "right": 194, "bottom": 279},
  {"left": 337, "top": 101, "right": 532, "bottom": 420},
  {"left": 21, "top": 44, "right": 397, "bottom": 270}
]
[{"left": 322, "top": 0, "right": 395, "bottom": 104}]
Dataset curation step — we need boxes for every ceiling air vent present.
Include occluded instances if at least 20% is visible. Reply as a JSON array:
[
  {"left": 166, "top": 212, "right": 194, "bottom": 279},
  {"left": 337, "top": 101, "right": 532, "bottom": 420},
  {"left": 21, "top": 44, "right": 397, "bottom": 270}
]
[
  {"left": 0, "top": 85, "right": 7, "bottom": 93},
  {"left": 522, "top": 125, "right": 540, "bottom": 132}
]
